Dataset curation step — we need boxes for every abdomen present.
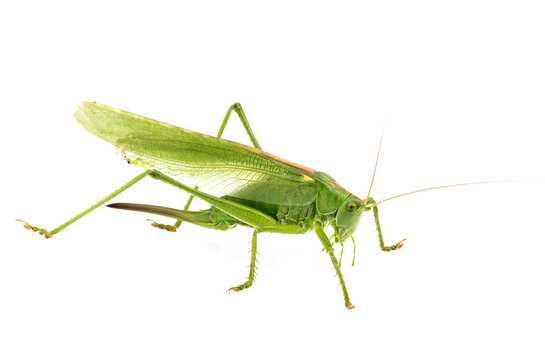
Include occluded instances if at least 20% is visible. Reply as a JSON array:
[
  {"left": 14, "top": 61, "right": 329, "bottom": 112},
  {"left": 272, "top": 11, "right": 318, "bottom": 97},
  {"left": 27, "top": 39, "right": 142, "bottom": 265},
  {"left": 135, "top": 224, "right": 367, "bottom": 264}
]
[{"left": 222, "top": 195, "right": 316, "bottom": 233}]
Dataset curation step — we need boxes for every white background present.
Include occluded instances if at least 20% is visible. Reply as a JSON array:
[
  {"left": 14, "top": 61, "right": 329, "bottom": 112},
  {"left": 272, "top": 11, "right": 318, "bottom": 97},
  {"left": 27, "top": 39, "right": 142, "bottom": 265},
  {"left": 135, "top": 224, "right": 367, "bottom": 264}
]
[{"left": 1, "top": 1, "right": 544, "bottom": 359}]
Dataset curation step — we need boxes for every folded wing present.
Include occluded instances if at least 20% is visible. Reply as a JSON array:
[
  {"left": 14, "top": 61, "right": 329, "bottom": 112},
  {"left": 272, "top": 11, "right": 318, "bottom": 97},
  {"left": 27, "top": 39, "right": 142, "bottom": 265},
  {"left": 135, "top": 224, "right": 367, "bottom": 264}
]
[{"left": 75, "top": 102, "right": 317, "bottom": 206}]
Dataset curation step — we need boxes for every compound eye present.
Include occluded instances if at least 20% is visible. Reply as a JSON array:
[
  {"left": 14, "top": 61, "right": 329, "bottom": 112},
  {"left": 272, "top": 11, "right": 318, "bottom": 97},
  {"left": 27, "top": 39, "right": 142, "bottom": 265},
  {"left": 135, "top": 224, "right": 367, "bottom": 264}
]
[{"left": 347, "top": 201, "right": 357, "bottom": 212}]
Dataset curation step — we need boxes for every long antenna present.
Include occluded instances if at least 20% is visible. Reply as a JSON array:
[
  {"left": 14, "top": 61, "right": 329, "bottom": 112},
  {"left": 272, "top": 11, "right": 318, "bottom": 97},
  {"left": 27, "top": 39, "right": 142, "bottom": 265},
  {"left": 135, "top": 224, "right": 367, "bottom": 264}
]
[
  {"left": 371, "top": 180, "right": 516, "bottom": 208},
  {"left": 364, "top": 128, "right": 384, "bottom": 205}
]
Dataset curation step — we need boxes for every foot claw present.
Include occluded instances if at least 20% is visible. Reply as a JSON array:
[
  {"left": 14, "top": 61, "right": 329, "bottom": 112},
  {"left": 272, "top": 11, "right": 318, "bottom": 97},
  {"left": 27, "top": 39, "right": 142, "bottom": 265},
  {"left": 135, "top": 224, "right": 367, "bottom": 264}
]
[
  {"left": 146, "top": 219, "right": 179, "bottom": 232},
  {"left": 146, "top": 219, "right": 160, "bottom": 228},
  {"left": 227, "top": 281, "right": 252, "bottom": 292},
  {"left": 16, "top": 219, "right": 52, "bottom": 238},
  {"left": 16, "top": 219, "right": 32, "bottom": 230},
  {"left": 396, "top": 238, "right": 407, "bottom": 249},
  {"left": 346, "top": 303, "right": 355, "bottom": 310}
]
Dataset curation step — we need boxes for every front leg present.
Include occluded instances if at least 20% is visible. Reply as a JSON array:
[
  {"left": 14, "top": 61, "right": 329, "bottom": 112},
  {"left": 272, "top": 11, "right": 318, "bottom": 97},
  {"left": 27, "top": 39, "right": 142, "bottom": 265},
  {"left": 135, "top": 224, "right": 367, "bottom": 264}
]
[
  {"left": 372, "top": 206, "right": 406, "bottom": 252},
  {"left": 315, "top": 225, "right": 354, "bottom": 310}
]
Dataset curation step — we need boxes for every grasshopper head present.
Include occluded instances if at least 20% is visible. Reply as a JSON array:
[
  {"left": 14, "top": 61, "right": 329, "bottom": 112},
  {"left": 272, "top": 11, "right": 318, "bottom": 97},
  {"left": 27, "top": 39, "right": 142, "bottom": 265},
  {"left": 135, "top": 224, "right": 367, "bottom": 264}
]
[{"left": 334, "top": 194, "right": 370, "bottom": 242}]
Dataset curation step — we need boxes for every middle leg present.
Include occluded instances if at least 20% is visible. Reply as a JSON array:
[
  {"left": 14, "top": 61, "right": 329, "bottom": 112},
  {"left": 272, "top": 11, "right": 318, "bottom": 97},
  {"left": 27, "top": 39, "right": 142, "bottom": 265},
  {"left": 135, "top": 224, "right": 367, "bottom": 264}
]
[
  {"left": 228, "top": 228, "right": 259, "bottom": 292},
  {"left": 315, "top": 224, "right": 354, "bottom": 309}
]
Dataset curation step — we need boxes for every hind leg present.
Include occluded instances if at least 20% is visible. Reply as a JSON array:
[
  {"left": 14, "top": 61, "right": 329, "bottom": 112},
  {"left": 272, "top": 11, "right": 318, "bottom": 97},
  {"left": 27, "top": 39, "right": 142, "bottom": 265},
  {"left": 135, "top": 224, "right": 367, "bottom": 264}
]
[
  {"left": 18, "top": 171, "right": 148, "bottom": 238},
  {"left": 152, "top": 103, "right": 263, "bottom": 231}
]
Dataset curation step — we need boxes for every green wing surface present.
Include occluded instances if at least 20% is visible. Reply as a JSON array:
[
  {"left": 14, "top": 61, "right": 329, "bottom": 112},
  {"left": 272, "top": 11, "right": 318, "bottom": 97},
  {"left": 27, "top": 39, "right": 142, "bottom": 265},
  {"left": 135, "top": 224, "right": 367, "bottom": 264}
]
[{"left": 75, "top": 102, "right": 317, "bottom": 206}]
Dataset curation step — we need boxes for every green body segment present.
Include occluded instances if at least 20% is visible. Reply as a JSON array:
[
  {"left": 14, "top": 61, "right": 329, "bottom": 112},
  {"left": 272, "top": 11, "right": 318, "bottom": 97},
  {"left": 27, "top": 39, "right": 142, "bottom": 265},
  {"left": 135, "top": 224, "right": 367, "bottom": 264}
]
[{"left": 222, "top": 195, "right": 316, "bottom": 232}]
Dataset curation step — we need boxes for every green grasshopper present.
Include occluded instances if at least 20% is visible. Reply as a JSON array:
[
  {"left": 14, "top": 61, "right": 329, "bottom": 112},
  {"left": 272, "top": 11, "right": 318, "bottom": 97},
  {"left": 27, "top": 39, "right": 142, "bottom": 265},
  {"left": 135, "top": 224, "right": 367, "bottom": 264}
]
[{"left": 19, "top": 102, "right": 483, "bottom": 309}]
